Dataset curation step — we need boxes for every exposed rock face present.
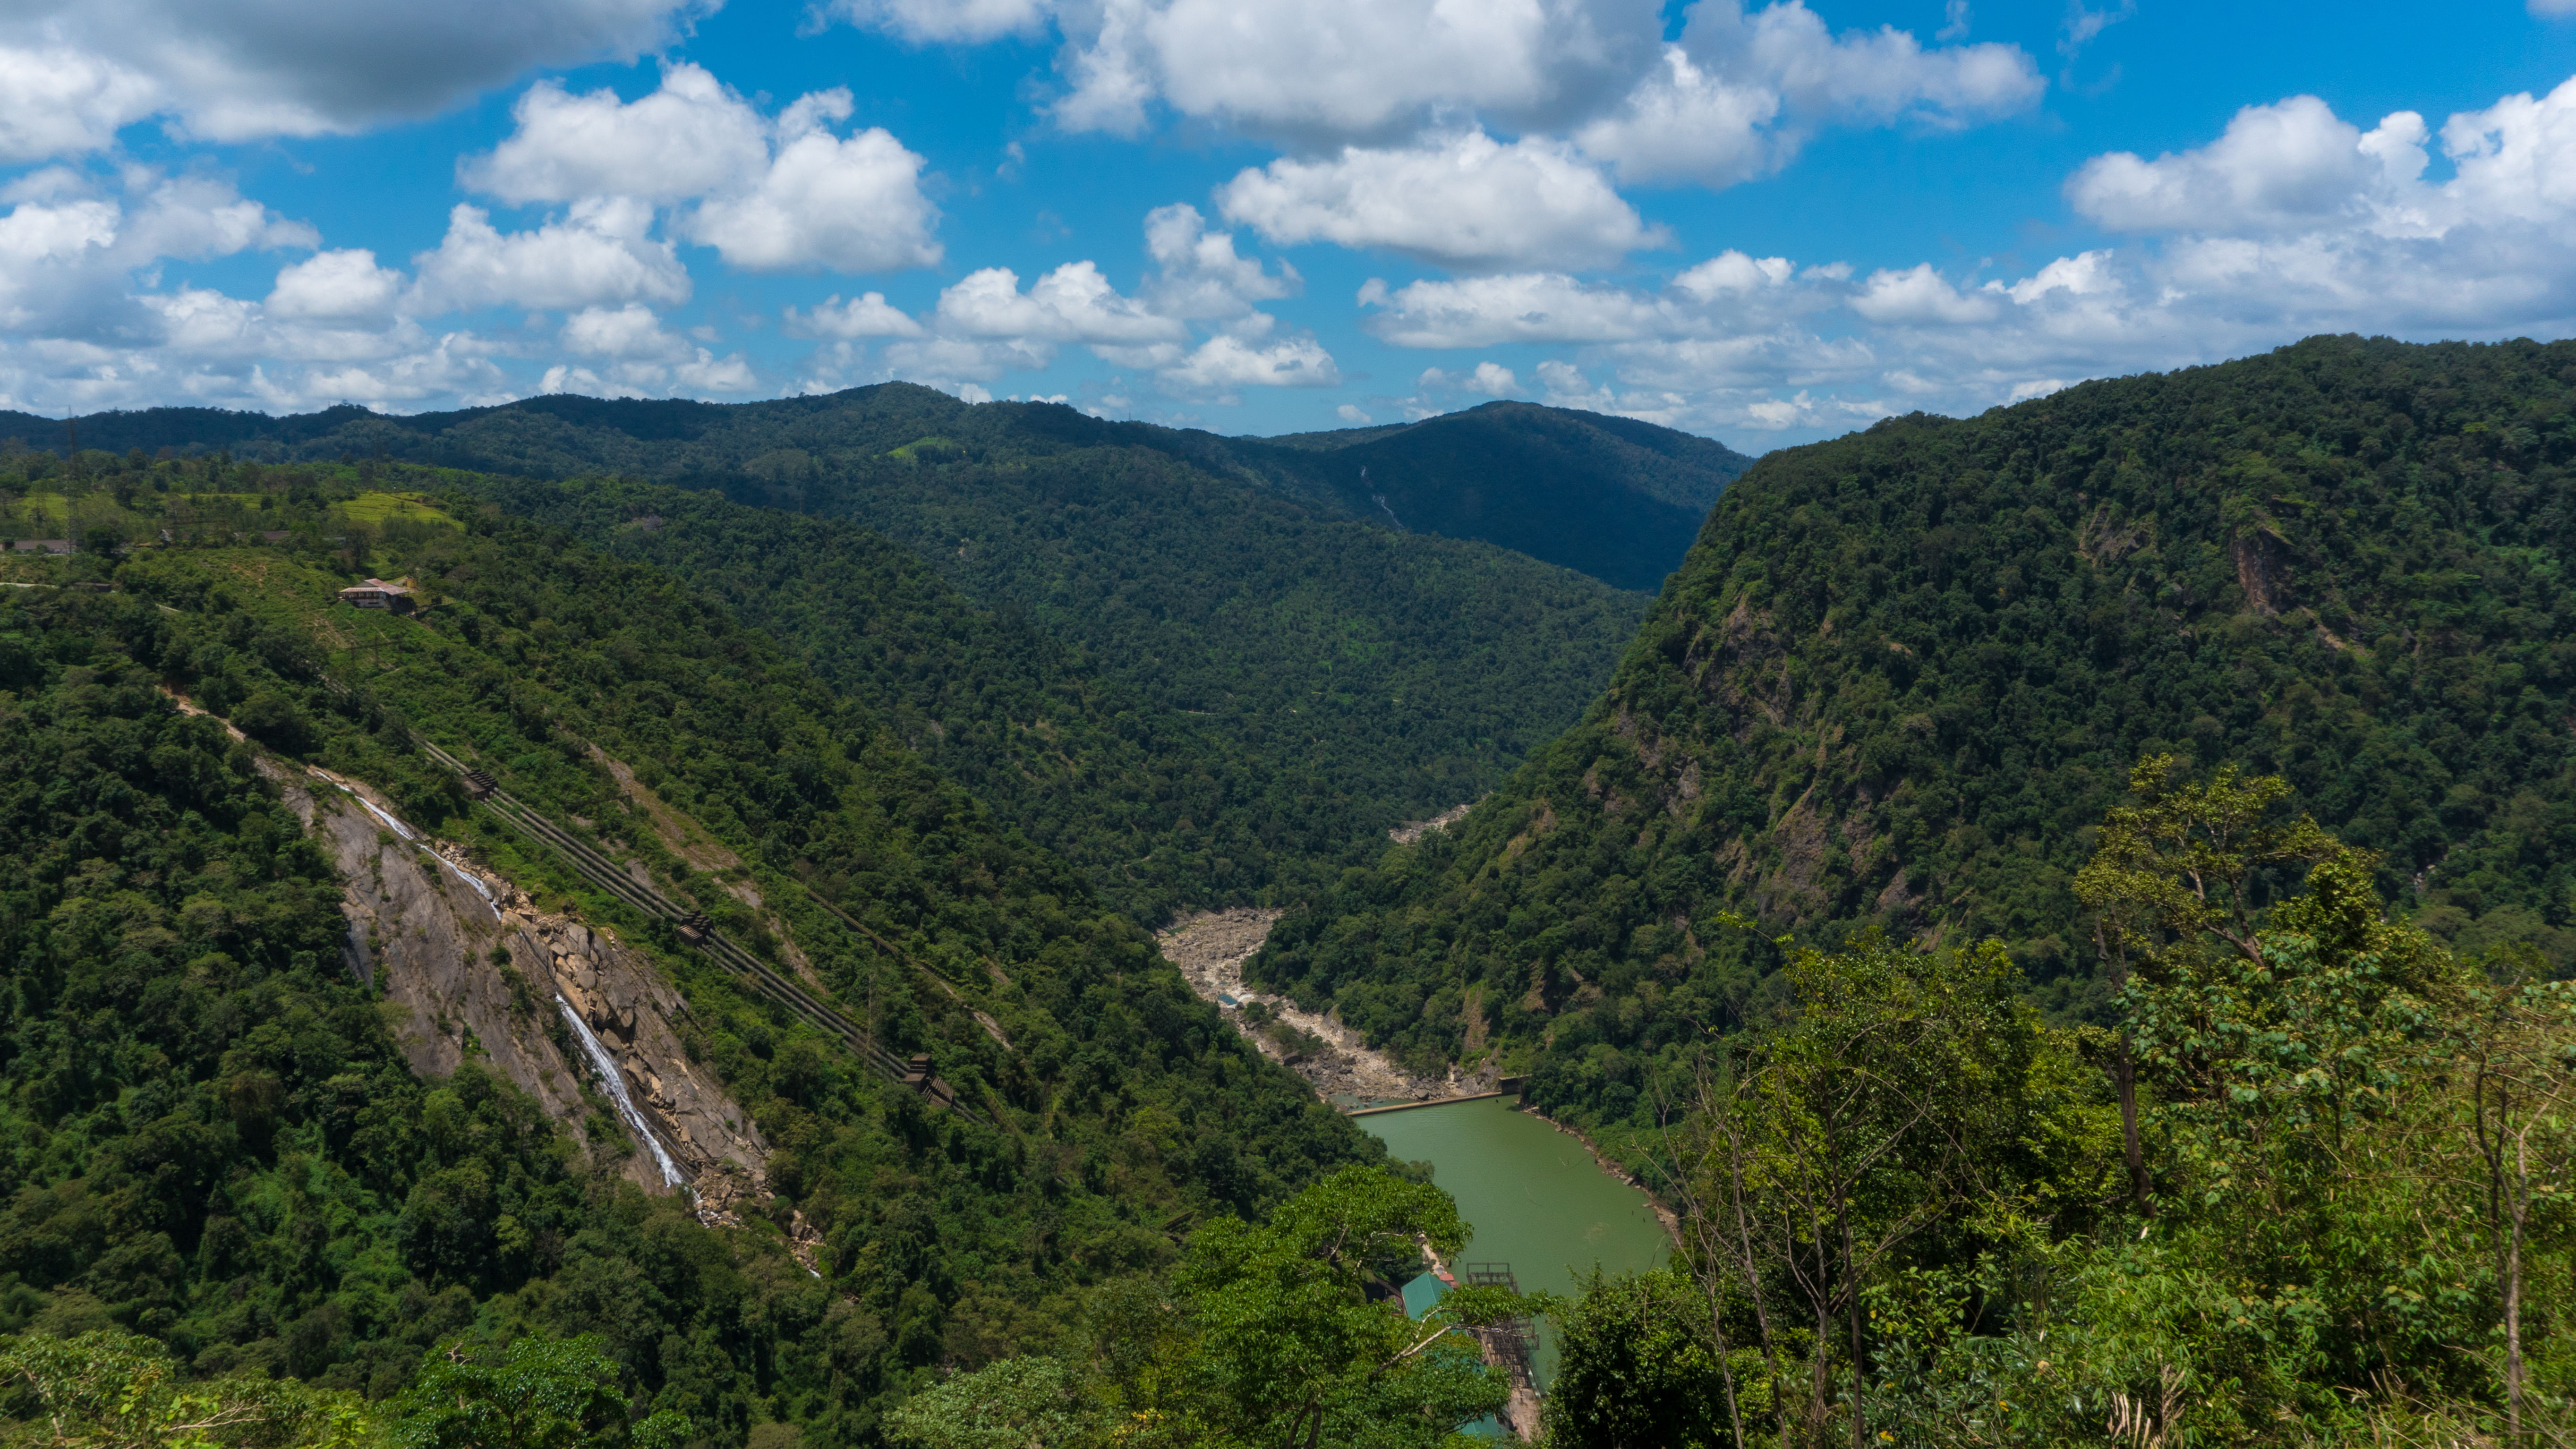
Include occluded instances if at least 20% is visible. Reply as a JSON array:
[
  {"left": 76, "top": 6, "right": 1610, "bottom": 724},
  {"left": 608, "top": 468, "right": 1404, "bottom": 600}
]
[{"left": 270, "top": 762, "right": 766, "bottom": 1203}]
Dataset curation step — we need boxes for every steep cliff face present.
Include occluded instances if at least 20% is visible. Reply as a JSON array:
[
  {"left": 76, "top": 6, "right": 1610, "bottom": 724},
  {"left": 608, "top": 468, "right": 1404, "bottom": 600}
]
[{"left": 270, "top": 761, "right": 766, "bottom": 1203}]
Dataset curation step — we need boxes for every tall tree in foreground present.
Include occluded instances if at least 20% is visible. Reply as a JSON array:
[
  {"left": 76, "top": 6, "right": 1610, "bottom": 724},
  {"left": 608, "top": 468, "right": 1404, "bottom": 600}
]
[{"left": 1595, "top": 756, "right": 2576, "bottom": 1447}]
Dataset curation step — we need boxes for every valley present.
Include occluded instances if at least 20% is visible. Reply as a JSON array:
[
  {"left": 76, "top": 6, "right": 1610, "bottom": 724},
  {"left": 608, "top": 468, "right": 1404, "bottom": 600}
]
[{"left": 2, "top": 335, "right": 2572, "bottom": 1447}]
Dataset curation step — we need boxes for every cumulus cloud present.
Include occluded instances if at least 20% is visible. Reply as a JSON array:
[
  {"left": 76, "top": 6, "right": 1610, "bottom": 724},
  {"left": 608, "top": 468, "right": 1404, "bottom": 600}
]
[
  {"left": 265, "top": 248, "right": 405, "bottom": 324},
  {"left": 0, "top": 0, "right": 703, "bottom": 160},
  {"left": 1046, "top": 0, "right": 1662, "bottom": 142},
  {"left": 933, "top": 262, "right": 1188, "bottom": 348},
  {"left": 410, "top": 197, "right": 688, "bottom": 312},
  {"left": 2069, "top": 95, "right": 2409, "bottom": 232},
  {"left": 1356, "top": 250, "right": 1825, "bottom": 346},
  {"left": 467, "top": 63, "right": 767, "bottom": 204},
  {"left": 1218, "top": 130, "right": 1665, "bottom": 271},
  {"left": 1143, "top": 204, "right": 1299, "bottom": 319},
  {"left": 1577, "top": 0, "right": 2044, "bottom": 187},
  {"left": 0, "top": 169, "right": 313, "bottom": 336},
  {"left": 465, "top": 65, "right": 942, "bottom": 275},
  {"left": 1849, "top": 262, "right": 1999, "bottom": 324},
  {"left": 801, "top": 205, "right": 1333, "bottom": 401},
  {"left": 1347, "top": 76, "right": 2576, "bottom": 442},
  {"left": 1158, "top": 332, "right": 1341, "bottom": 393},
  {"left": 819, "top": 0, "right": 1053, "bottom": 43},
  {"left": 543, "top": 301, "right": 757, "bottom": 396},
  {"left": 784, "top": 292, "right": 925, "bottom": 338}
]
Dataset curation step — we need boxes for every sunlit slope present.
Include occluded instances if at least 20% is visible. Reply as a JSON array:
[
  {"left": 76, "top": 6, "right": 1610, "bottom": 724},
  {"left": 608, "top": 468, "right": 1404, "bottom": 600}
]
[{"left": 1250, "top": 333, "right": 2576, "bottom": 1136}]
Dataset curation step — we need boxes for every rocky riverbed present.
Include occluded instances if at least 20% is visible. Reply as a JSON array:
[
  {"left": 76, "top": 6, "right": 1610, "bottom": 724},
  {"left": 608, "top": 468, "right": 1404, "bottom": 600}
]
[{"left": 1158, "top": 907, "right": 1479, "bottom": 1107}]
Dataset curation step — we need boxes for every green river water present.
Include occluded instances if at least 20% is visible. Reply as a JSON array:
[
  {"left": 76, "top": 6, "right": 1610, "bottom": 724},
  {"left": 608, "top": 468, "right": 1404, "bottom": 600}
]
[{"left": 1359, "top": 1096, "right": 1673, "bottom": 1391}]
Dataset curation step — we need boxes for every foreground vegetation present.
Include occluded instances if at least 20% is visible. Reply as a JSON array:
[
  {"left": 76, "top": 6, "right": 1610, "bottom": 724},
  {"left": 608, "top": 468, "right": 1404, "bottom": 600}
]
[{"left": 1537, "top": 759, "right": 2574, "bottom": 1446}]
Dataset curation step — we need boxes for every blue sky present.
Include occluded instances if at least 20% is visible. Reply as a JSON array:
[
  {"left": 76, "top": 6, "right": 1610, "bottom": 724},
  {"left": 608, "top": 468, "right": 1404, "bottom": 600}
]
[{"left": 2, "top": 0, "right": 2572, "bottom": 448}]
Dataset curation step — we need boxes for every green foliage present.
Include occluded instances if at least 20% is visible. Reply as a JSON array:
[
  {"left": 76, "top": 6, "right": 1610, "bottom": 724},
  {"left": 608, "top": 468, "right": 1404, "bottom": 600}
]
[
  {"left": 0, "top": 585, "right": 597, "bottom": 1389},
  {"left": 1091, "top": 1166, "right": 1511, "bottom": 1449},
  {"left": 1251, "top": 334, "right": 2576, "bottom": 1160},
  {"left": 7, "top": 514, "right": 1387, "bottom": 1440},
  {"left": 881, "top": 1358, "right": 1099, "bottom": 1449},
  {"left": 387, "top": 1335, "right": 688, "bottom": 1449},
  {"left": 440, "top": 472, "right": 1635, "bottom": 922},
  {"left": 1540, "top": 1267, "right": 1732, "bottom": 1449},
  {"left": 1605, "top": 765, "right": 2576, "bottom": 1446},
  {"left": 0, "top": 1329, "right": 369, "bottom": 1449}
]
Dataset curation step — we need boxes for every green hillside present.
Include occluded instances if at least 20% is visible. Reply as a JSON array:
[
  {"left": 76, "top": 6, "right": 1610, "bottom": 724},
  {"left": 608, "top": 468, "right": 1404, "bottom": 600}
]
[
  {"left": 3, "top": 385, "right": 1746, "bottom": 590},
  {"left": 0, "top": 513, "right": 1383, "bottom": 1434},
  {"left": 1252, "top": 334, "right": 2576, "bottom": 1121},
  {"left": 1239, "top": 401, "right": 1750, "bottom": 588},
  {"left": 454, "top": 469, "right": 1647, "bottom": 920},
  {"left": 8, "top": 400, "right": 1658, "bottom": 922}
]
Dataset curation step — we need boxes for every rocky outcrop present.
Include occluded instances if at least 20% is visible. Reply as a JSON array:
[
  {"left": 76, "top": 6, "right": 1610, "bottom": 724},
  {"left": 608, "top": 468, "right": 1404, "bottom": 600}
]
[{"left": 271, "top": 762, "right": 767, "bottom": 1207}]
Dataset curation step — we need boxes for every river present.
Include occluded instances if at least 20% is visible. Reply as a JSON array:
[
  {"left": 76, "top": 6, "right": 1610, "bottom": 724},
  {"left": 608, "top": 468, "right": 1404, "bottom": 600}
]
[{"left": 1359, "top": 1096, "right": 1673, "bottom": 1398}]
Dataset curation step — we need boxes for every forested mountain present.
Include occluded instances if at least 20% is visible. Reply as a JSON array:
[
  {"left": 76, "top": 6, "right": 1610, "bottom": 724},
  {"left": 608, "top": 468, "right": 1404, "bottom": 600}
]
[
  {"left": 3, "top": 386, "right": 1745, "bottom": 591},
  {"left": 0, "top": 508, "right": 1388, "bottom": 1435},
  {"left": 1253, "top": 333, "right": 2576, "bottom": 1122},
  {"left": 449, "top": 469, "right": 1642, "bottom": 919},
  {"left": 9, "top": 391, "right": 1667, "bottom": 914}
]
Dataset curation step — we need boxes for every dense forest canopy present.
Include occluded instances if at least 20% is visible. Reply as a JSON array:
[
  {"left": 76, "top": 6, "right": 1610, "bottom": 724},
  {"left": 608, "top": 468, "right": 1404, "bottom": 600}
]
[
  {"left": 0, "top": 503, "right": 1404, "bottom": 1441},
  {"left": 6, "top": 333, "right": 2574, "bottom": 1447},
  {"left": 1253, "top": 333, "right": 2576, "bottom": 1140}
]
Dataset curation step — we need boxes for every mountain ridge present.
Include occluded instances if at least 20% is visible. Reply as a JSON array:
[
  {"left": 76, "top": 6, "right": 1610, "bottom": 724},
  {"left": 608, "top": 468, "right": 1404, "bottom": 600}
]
[{"left": 1, "top": 387, "right": 1751, "bottom": 590}]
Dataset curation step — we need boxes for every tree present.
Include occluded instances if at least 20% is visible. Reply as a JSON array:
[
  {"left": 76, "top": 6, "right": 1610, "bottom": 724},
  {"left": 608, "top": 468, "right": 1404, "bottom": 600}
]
[
  {"left": 1099, "top": 1165, "right": 1520, "bottom": 1449},
  {"left": 2074, "top": 754, "right": 2339, "bottom": 1211},
  {"left": 1540, "top": 1267, "right": 1731, "bottom": 1449},
  {"left": 386, "top": 1335, "right": 689, "bottom": 1449},
  {"left": 884, "top": 1359, "right": 1103, "bottom": 1449},
  {"left": 1690, "top": 938, "right": 2050, "bottom": 1449},
  {"left": 0, "top": 1330, "right": 369, "bottom": 1449}
]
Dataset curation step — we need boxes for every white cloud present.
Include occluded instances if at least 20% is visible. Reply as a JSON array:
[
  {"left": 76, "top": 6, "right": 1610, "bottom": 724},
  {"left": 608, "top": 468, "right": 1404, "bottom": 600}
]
[
  {"left": 1158, "top": 332, "right": 1341, "bottom": 393},
  {"left": 0, "top": 170, "right": 312, "bottom": 336},
  {"left": 0, "top": 46, "right": 161, "bottom": 163},
  {"left": 410, "top": 198, "right": 689, "bottom": 312},
  {"left": 1346, "top": 75, "right": 2576, "bottom": 443},
  {"left": 467, "top": 66, "right": 942, "bottom": 276},
  {"left": 1849, "top": 262, "right": 1998, "bottom": 324},
  {"left": 0, "top": 0, "right": 703, "bottom": 160},
  {"left": 1577, "top": 1, "right": 2043, "bottom": 187},
  {"left": 1337, "top": 403, "right": 1373, "bottom": 423},
  {"left": 784, "top": 291, "right": 924, "bottom": 338},
  {"left": 819, "top": 0, "right": 1053, "bottom": 42},
  {"left": 1143, "top": 204, "right": 1298, "bottom": 319},
  {"left": 265, "top": 248, "right": 404, "bottom": 324},
  {"left": 2068, "top": 95, "right": 2399, "bottom": 233},
  {"left": 466, "top": 63, "right": 767, "bottom": 205},
  {"left": 681, "top": 109, "right": 942, "bottom": 273},
  {"left": 1464, "top": 360, "right": 1521, "bottom": 395},
  {"left": 1357, "top": 250, "right": 1821, "bottom": 347},
  {"left": 546, "top": 302, "right": 757, "bottom": 395},
  {"left": 2539, "top": 0, "right": 2576, "bottom": 16},
  {"left": 1045, "top": 0, "right": 1662, "bottom": 143},
  {"left": 1218, "top": 130, "right": 1664, "bottom": 271},
  {"left": 933, "top": 262, "right": 1187, "bottom": 349}
]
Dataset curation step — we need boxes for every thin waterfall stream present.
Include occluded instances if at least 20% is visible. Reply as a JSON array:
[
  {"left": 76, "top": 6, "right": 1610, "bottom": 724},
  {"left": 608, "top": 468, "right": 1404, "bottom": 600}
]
[{"left": 556, "top": 994, "right": 686, "bottom": 1187}]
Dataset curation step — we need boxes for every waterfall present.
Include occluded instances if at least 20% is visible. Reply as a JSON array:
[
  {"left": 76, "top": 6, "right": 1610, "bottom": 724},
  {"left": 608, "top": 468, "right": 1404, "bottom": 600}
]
[
  {"left": 335, "top": 782, "right": 498, "bottom": 917},
  {"left": 555, "top": 993, "right": 685, "bottom": 1187}
]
